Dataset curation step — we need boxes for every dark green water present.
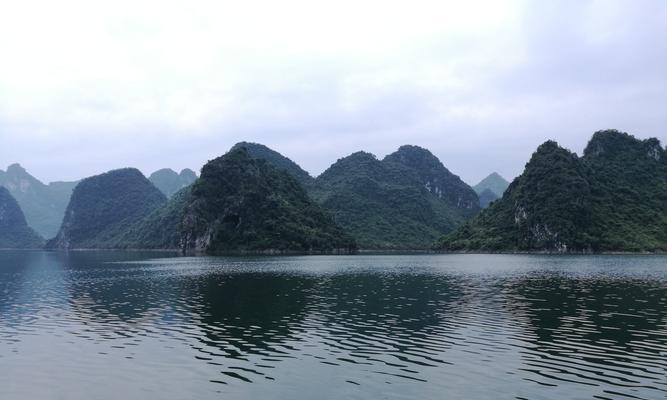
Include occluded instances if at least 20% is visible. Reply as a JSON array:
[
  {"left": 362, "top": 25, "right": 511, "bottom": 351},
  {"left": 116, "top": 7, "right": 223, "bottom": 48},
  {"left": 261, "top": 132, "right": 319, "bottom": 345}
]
[{"left": 0, "top": 251, "right": 665, "bottom": 399}]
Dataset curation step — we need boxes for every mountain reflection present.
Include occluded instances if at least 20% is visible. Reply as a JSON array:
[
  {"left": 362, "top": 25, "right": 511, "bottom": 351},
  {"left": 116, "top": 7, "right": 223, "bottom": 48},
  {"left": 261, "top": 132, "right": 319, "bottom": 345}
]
[{"left": 504, "top": 273, "right": 667, "bottom": 395}]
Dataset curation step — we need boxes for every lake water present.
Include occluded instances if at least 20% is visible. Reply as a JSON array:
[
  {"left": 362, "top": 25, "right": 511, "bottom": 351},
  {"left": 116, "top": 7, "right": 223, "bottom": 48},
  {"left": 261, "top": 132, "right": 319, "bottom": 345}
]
[{"left": 0, "top": 251, "right": 665, "bottom": 399}]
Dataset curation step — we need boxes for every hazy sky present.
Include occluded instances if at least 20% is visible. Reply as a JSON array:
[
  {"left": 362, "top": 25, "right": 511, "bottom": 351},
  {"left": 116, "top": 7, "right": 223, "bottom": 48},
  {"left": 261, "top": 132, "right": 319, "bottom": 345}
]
[{"left": 1, "top": 0, "right": 666, "bottom": 185}]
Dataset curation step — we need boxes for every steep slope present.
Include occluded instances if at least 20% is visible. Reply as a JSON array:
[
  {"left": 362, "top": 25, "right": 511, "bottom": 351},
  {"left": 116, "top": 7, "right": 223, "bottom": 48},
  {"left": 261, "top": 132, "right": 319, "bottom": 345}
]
[
  {"left": 0, "top": 164, "right": 77, "bottom": 238},
  {"left": 231, "top": 142, "right": 313, "bottom": 186},
  {"left": 473, "top": 172, "right": 510, "bottom": 197},
  {"left": 384, "top": 145, "right": 480, "bottom": 217},
  {"left": 478, "top": 188, "right": 499, "bottom": 208},
  {"left": 311, "top": 149, "right": 477, "bottom": 249},
  {"left": 0, "top": 187, "right": 44, "bottom": 248},
  {"left": 46, "top": 168, "right": 167, "bottom": 249},
  {"left": 181, "top": 148, "right": 353, "bottom": 253},
  {"left": 438, "top": 130, "right": 667, "bottom": 252},
  {"left": 114, "top": 149, "right": 354, "bottom": 253},
  {"left": 149, "top": 168, "right": 197, "bottom": 197}
]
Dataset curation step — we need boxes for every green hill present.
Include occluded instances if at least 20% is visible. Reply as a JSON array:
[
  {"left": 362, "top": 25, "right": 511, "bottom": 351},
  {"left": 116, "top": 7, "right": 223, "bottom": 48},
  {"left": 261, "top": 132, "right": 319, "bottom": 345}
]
[
  {"left": 0, "top": 187, "right": 44, "bottom": 248},
  {"left": 149, "top": 168, "right": 197, "bottom": 197},
  {"left": 311, "top": 146, "right": 480, "bottom": 249},
  {"left": 438, "top": 130, "right": 667, "bottom": 252},
  {"left": 114, "top": 148, "right": 354, "bottom": 254},
  {"left": 46, "top": 168, "right": 167, "bottom": 249},
  {"left": 473, "top": 172, "right": 509, "bottom": 198},
  {"left": 0, "top": 164, "right": 77, "bottom": 238}
]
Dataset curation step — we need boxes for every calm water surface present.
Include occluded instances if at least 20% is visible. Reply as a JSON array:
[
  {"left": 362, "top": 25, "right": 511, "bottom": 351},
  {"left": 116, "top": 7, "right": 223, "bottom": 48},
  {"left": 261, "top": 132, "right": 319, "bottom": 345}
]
[{"left": 0, "top": 251, "right": 665, "bottom": 399}]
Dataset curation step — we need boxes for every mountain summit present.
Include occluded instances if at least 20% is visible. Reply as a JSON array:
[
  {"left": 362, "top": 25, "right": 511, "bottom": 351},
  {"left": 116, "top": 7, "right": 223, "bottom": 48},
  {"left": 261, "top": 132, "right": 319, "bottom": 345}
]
[
  {"left": 438, "top": 130, "right": 667, "bottom": 252},
  {"left": 47, "top": 168, "right": 167, "bottom": 249},
  {"left": 311, "top": 146, "right": 480, "bottom": 249}
]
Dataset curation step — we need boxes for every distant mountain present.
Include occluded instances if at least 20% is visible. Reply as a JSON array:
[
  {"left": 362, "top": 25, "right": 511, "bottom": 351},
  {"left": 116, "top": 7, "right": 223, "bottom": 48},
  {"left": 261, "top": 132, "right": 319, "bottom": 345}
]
[
  {"left": 473, "top": 172, "right": 509, "bottom": 198},
  {"left": 0, "top": 187, "right": 44, "bottom": 248},
  {"left": 115, "top": 148, "right": 354, "bottom": 253},
  {"left": 477, "top": 188, "right": 499, "bottom": 208},
  {"left": 0, "top": 164, "right": 77, "bottom": 238},
  {"left": 310, "top": 146, "right": 480, "bottom": 249},
  {"left": 438, "top": 130, "right": 667, "bottom": 252},
  {"left": 149, "top": 168, "right": 197, "bottom": 197},
  {"left": 46, "top": 168, "right": 167, "bottom": 249},
  {"left": 231, "top": 142, "right": 313, "bottom": 186}
]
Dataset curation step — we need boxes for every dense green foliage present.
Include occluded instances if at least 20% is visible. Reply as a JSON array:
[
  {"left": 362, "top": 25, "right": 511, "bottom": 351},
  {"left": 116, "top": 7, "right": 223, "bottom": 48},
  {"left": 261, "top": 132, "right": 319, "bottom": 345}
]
[
  {"left": 473, "top": 172, "right": 509, "bottom": 198},
  {"left": 438, "top": 130, "right": 667, "bottom": 252},
  {"left": 231, "top": 142, "right": 313, "bottom": 186},
  {"left": 112, "top": 186, "right": 193, "bottom": 249},
  {"left": 181, "top": 148, "right": 354, "bottom": 253},
  {"left": 0, "top": 164, "right": 77, "bottom": 238},
  {"left": 477, "top": 188, "right": 499, "bottom": 208},
  {"left": 384, "top": 145, "right": 480, "bottom": 218},
  {"left": 0, "top": 187, "right": 44, "bottom": 248},
  {"left": 310, "top": 147, "right": 479, "bottom": 249},
  {"left": 46, "top": 168, "right": 167, "bottom": 249},
  {"left": 148, "top": 168, "right": 197, "bottom": 197}
]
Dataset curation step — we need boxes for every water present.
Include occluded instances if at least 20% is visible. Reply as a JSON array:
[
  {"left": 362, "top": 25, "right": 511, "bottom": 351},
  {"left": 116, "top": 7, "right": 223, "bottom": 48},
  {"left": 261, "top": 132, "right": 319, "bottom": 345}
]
[{"left": 0, "top": 251, "right": 665, "bottom": 399}]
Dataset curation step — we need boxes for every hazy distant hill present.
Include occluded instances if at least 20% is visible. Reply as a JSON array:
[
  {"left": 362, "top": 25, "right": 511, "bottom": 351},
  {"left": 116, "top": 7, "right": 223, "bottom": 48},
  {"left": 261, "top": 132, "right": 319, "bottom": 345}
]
[
  {"left": 473, "top": 172, "right": 509, "bottom": 198},
  {"left": 310, "top": 146, "right": 480, "bottom": 249},
  {"left": 477, "top": 188, "right": 499, "bottom": 208},
  {"left": 149, "top": 168, "right": 197, "bottom": 197},
  {"left": 0, "top": 187, "right": 44, "bottom": 248},
  {"left": 46, "top": 168, "right": 167, "bottom": 249},
  {"left": 0, "top": 164, "right": 77, "bottom": 238},
  {"left": 438, "top": 130, "right": 667, "bottom": 252},
  {"left": 115, "top": 148, "right": 354, "bottom": 253}
]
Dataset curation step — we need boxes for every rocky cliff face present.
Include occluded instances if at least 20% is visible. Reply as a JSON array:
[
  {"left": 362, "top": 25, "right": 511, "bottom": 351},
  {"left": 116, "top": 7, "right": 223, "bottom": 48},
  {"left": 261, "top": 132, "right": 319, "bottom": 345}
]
[{"left": 0, "top": 187, "right": 44, "bottom": 248}]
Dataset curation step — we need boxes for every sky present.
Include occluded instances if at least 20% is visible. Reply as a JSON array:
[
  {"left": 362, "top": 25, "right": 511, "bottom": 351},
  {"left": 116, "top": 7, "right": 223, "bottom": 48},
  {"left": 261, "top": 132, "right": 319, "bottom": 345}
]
[{"left": 0, "top": 0, "right": 666, "bottom": 186}]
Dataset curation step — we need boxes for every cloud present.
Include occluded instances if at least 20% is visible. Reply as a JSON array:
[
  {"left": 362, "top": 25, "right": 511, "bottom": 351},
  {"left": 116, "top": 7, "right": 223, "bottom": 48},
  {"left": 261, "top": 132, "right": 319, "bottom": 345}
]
[{"left": 0, "top": 0, "right": 665, "bottom": 185}]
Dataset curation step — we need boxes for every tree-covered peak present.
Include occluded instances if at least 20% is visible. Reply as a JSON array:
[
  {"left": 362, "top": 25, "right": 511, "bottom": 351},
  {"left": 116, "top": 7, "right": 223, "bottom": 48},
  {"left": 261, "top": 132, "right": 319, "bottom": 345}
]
[
  {"left": 438, "top": 130, "right": 667, "bottom": 253},
  {"left": 230, "top": 141, "right": 312, "bottom": 185},
  {"left": 47, "top": 167, "right": 167, "bottom": 249},
  {"left": 584, "top": 129, "right": 664, "bottom": 162}
]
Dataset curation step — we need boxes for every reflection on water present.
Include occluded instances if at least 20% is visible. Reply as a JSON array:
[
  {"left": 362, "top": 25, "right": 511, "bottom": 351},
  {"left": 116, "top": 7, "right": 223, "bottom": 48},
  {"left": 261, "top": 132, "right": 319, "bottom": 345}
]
[{"left": 0, "top": 252, "right": 665, "bottom": 399}]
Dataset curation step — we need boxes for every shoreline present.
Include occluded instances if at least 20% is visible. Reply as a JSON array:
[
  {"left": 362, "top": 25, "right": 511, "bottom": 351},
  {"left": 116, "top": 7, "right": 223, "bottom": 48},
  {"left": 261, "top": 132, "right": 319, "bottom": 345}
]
[{"left": 1, "top": 248, "right": 666, "bottom": 256}]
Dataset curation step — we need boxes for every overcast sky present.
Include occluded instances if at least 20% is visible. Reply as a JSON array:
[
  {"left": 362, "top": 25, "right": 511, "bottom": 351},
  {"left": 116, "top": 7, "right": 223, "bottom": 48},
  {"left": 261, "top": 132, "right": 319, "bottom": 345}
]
[{"left": 1, "top": 0, "right": 666, "bottom": 185}]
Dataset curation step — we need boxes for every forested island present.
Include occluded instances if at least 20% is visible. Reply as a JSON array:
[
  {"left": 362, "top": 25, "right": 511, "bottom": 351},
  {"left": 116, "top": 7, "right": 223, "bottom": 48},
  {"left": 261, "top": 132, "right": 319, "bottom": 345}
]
[{"left": 1, "top": 129, "right": 665, "bottom": 253}]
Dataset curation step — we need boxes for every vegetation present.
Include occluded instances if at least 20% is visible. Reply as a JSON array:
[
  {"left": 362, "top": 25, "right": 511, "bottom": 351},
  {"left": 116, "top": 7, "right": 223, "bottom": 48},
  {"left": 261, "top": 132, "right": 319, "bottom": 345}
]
[
  {"left": 46, "top": 168, "right": 167, "bottom": 249},
  {"left": 181, "top": 148, "right": 354, "bottom": 253},
  {"left": 0, "top": 187, "right": 44, "bottom": 248},
  {"left": 310, "top": 147, "right": 480, "bottom": 249},
  {"left": 0, "top": 163, "right": 77, "bottom": 238},
  {"left": 438, "top": 130, "right": 667, "bottom": 252},
  {"left": 149, "top": 168, "right": 197, "bottom": 197},
  {"left": 473, "top": 172, "right": 509, "bottom": 198},
  {"left": 231, "top": 142, "right": 313, "bottom": 186}
]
